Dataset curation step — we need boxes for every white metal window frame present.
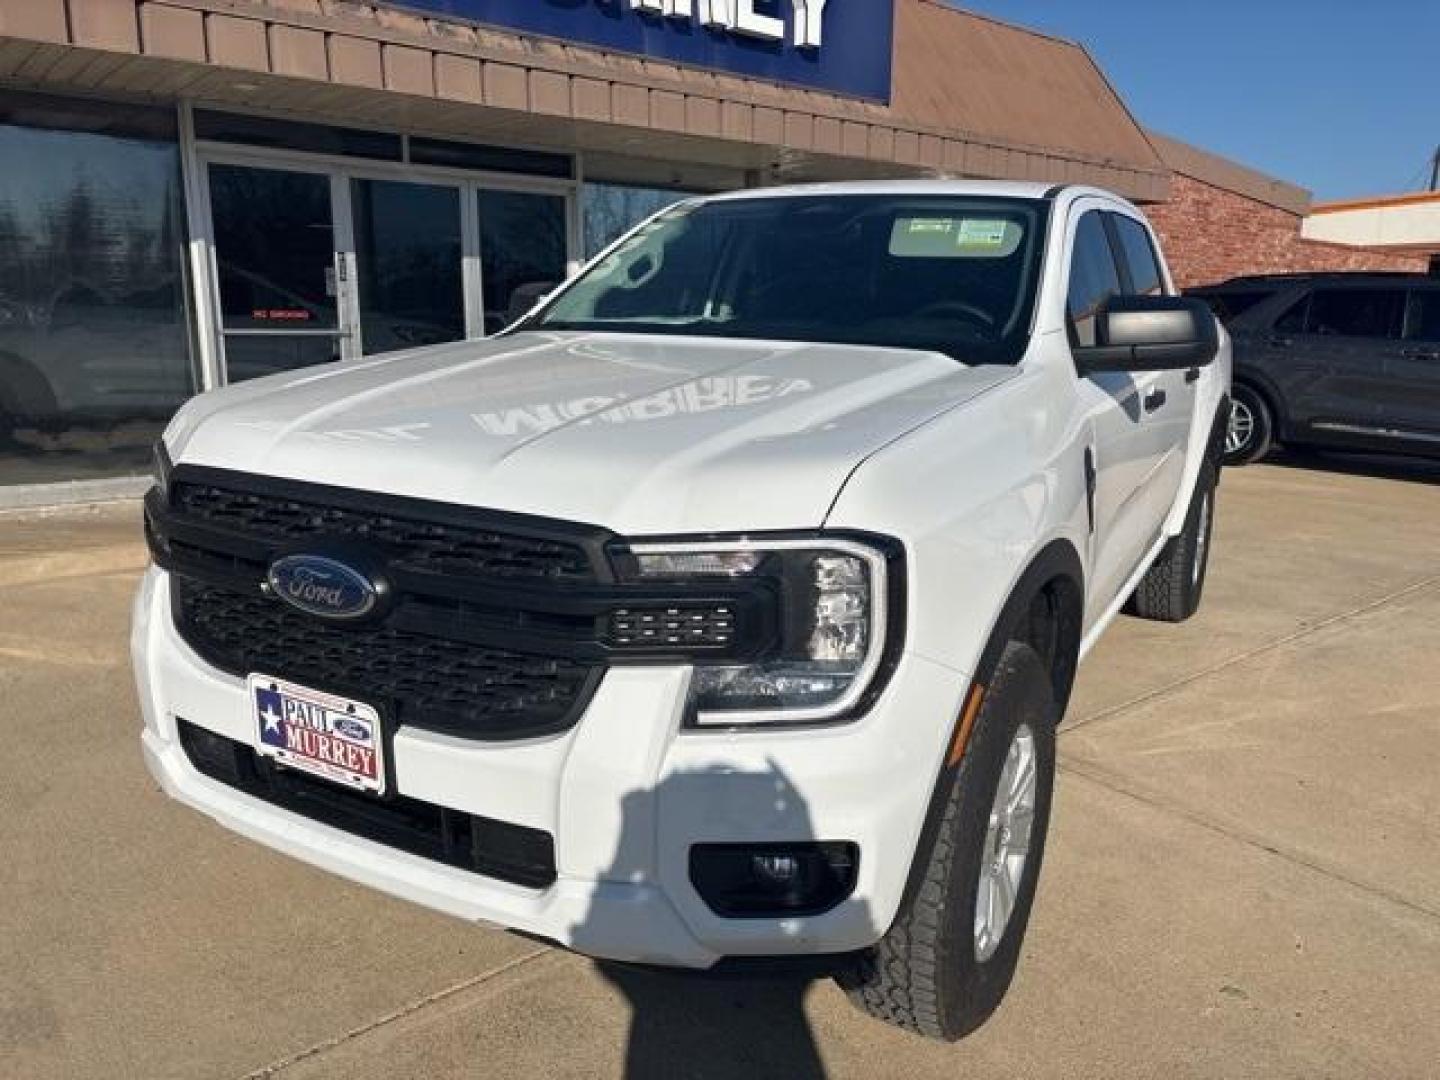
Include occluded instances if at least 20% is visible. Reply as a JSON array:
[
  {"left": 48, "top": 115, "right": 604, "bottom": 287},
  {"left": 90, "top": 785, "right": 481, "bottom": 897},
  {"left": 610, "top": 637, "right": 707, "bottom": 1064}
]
[{"left": 178, "top": 101, "right": 580, "bottom": 389}]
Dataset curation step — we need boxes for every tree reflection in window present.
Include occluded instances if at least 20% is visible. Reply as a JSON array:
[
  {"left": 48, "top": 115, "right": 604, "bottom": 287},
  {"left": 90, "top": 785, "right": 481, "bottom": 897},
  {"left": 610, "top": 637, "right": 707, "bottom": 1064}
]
[{"left": 0, "top": 92, "right": 194, "bottom": 485}]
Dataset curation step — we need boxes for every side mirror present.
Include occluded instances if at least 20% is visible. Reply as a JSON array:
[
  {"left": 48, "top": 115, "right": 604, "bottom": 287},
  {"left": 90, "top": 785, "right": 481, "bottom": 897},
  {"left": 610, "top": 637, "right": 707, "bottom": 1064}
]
[
  {"left": 1074, "top": 295, "right": 1219, "bottom": 375},
  {"left": 505, "top": 281, "right": 559, "bottom": 327}
]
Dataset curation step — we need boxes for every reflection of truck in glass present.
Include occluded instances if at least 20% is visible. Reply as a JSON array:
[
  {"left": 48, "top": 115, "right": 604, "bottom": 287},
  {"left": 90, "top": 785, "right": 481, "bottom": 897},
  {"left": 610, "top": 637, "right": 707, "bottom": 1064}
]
[
  {"left": 0, "top": 282, "right": 192, "bottom": 445},
  {"left": 136, "top": 182, "right": 1230, "bottom": 1041}
]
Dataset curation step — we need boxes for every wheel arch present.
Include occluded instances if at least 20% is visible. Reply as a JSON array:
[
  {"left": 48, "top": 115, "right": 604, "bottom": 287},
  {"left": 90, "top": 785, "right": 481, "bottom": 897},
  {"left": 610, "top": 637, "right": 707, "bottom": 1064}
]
[
  {"left": 888, "top": 538, "right": 1083, "bottom": 923},
  {"left": 1231, "top": 368, "right": 1287, "bottom": 440},
  {"left": 973, "top": 538, "right": 1085, "bottom": 716},
  {"left": 1207, "top": 391, "right": 1232, "bottom": 475}
]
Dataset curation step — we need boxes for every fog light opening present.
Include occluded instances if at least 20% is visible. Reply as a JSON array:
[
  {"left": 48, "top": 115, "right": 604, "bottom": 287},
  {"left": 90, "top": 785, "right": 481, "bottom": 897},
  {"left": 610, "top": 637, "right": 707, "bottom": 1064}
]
[
  {"left": 689, "top": 842, "right": 859, "bottom": 918},
  {"left": 176, "top": 717, "right": 246, "bottom": 784}
]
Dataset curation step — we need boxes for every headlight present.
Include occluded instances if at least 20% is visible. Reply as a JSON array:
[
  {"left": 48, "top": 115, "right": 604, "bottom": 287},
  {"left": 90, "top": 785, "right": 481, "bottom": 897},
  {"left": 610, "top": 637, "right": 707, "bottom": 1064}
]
[{"left": 616, "top": 536, "right": 901, "bottom": 727}]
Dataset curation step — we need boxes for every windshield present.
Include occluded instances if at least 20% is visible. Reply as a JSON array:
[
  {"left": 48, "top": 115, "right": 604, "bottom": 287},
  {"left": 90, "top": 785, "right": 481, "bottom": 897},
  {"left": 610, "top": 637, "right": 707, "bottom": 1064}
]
[{"left": 531, "top": 195, "right": 1049, "bottom": 364}]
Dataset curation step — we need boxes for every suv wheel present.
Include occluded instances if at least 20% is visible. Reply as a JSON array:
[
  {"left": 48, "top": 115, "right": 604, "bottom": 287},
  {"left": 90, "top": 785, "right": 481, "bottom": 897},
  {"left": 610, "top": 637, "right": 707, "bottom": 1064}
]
[
  {"left": 1126, "top": 461, "right": 1217, "bottom": 623},
  {"left": 837, "top": 641, "right": 1057, "bottom": 1041},
  {"left": 1223, "top": 385, "right": 1273, "bottom": 466}
]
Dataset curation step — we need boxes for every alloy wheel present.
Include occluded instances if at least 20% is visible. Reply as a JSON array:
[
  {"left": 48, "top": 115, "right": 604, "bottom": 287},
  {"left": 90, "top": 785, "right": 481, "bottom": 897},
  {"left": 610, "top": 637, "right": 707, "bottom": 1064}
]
[
  {"left": 1226, "top": 399, "right": 1255, "bottom": 456},
  {"left": 974, "top": 722, "right": 1038, "bottom": 962}
]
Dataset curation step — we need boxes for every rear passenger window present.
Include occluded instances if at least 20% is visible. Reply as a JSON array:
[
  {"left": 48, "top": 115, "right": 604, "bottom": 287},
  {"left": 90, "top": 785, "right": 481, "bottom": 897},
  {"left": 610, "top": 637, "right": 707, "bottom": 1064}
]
[
  {"left": 1110, "top": 214, "right": 1166, "bottom": 296},
  {"left": 1406, "top": 291, "right": 1440, "bottom": 342},
  {"left": 1066, "top": 212, "right": 1122, "bottom": 347},
  {"left": 1304, "top": 289, "right": 1405, "bottom": 339},
  {"left": 1194, "top": 290, "right": 1272, "bottom": 323}
]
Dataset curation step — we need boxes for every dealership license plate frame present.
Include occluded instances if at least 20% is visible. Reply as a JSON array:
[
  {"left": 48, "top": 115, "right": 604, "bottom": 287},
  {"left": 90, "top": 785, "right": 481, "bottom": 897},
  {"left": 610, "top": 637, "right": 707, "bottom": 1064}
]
[{"left": 249, "top": 674, "right": 388, "bottom": 796}]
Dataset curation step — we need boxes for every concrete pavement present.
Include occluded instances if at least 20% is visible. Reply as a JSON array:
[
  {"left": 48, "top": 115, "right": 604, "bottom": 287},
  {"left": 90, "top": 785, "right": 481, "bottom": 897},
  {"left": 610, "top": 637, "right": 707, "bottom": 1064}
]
[{"left": 2, "top": 453, "right": 1438, "bottom": 1079}]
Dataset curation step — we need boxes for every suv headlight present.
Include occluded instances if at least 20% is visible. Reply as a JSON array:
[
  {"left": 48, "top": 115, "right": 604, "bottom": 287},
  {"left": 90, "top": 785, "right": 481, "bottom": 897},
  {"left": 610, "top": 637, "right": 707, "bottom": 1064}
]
[{"left": 614, "top": 536, "right": 902, "bottom": 727}]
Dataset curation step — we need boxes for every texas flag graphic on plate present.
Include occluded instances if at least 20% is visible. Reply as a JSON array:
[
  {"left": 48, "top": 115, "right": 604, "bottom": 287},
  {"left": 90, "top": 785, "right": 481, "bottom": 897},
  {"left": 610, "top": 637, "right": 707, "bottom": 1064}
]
[{"left": 250, "top": 674, "right": 385, "bottom": 794}]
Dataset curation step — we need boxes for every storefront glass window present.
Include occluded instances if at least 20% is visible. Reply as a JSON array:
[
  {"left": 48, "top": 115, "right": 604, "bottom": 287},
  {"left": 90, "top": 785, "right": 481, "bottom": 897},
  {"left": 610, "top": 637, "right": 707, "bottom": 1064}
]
[
  {"left": 478, "top": 190, "right": 568, "bottom": 335},
  {"left": 0, "top": 93, "right": 193, "bottom": 487},
  {"left": 582, "top": 183, "right": 695, "bottom": 259}
]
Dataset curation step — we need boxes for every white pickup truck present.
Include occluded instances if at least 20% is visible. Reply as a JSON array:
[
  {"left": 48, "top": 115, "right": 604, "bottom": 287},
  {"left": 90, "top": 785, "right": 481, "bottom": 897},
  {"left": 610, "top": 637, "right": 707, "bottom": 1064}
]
[{"left": 134, "top": 181, "right": 1230, "bottom": 1041}]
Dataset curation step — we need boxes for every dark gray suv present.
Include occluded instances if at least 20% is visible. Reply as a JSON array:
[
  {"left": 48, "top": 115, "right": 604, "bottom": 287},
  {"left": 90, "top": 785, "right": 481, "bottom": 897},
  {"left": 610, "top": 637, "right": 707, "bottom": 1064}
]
[{"left": 1189, "top": 273, "right": 1440, "bottom": 465}]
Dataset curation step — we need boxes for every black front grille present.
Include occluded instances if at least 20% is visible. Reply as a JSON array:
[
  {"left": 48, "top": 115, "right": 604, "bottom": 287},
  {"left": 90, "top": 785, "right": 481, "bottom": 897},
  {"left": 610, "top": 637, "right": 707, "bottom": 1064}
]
[
  {"left": 149, "top": 466, "right": 773, "bottom": 742},
  {"left": 175, "top": 577, "right": 600, "bottom": 741},
  {"left": 151, "top": 467, "right": 626, "bottom": 742},
  {"left": 177, "top": 720, "right": 557, "bottom": 889},
  {"left": 172, "top": 479, "right": 597, "bottom": 584}
]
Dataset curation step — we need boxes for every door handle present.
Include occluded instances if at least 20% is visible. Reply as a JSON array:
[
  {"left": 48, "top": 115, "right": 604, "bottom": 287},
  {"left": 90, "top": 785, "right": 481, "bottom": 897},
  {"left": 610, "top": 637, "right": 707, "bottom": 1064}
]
[
  {"left": 1401, "top": 347, "right": 1440, "bottom": 361},
  {"left": 1143, "top": 388, "right": 1167, "bottom": 413},
  {"left": 1184, "top": 367, "right": 1201, "bottom": 384},
  {"left": 1266, "top": 335, "right": 1294, "bottom": 349}
]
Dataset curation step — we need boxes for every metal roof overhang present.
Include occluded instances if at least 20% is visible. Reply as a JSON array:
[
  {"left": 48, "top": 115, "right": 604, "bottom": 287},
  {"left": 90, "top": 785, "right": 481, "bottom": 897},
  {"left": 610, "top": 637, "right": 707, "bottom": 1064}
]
[{"left": 0, "top": 0, "right": 1171, "bottom": 200}]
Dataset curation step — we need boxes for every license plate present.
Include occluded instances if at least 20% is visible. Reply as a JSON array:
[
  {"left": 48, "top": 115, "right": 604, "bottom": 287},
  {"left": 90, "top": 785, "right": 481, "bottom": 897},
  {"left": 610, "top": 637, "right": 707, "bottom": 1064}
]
[{"left": 249, "top": 674, "right": 386, "bottom": 795}]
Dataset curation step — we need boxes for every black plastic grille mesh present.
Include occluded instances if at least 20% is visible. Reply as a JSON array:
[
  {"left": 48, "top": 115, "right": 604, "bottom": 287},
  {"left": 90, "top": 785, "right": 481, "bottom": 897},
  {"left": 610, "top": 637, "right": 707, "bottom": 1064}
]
[
  {"left": 172, "top": 481, "right": 595, "bottom": 583},
  {"left": 177, "top": 720, "right": 558, "bottom": 889},
  {"left": 174, "top": 577, "right": 596, "bottom": 739}
]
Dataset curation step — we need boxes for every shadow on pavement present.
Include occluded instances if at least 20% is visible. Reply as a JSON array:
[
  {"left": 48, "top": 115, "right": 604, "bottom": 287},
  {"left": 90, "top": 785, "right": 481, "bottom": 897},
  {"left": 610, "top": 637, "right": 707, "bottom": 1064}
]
[
  {"left": 574, "top": 761, "right": 871, "bottom": 1080},
  {"left": 595, "top": 964, "right": 826, "bottom": 1080},
  {"left": 1259, "top": 447, "right": 1440, "bottom": 486}
]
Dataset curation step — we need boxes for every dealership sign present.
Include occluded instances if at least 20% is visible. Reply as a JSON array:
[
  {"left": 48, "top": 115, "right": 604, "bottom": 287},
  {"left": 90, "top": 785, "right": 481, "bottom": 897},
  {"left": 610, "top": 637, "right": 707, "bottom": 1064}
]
[{"left": 390, "top": 1, "right": 894, "bottom": 101}]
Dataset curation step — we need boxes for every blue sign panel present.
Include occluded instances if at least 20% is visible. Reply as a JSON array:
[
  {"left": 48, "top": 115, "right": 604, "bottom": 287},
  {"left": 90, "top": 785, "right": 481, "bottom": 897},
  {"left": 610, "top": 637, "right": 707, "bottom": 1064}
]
[{"left": 388, "top": 1, "right": 894, "bottom": 102}]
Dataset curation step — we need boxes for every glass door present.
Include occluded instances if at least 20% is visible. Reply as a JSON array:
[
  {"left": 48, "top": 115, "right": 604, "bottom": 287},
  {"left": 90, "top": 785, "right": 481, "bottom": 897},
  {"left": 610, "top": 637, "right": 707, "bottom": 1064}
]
[
  {"left": 477, "top": 189, "right": 569, "bottom": 334},
  {"left": 200, "top": 152, "right": 576, "bottom": 382},
  {"left": 350, "top": 178, "right": 466, "bottom": 355},
  {"left": 206, "top": 162, "right": 347, "bottom": 383}
]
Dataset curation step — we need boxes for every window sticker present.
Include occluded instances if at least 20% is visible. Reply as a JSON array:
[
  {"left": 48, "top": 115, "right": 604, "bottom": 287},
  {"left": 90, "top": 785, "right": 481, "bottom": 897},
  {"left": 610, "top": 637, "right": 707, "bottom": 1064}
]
[
  {"left": 957, "top": 220, "right": 1011, "bottom": 248},
  {"left": 890, "top": 216, "right": 1023, "bottom": 258},
  {"left": 907, "top": 218, "right": 957, "bottom": 235}
]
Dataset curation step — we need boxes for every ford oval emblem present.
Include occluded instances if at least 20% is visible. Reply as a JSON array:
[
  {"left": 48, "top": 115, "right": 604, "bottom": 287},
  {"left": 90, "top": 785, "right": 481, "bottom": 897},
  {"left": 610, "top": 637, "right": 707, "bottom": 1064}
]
[
  {"left": 267, "top": 554, "right": 378, "bottom": 621},
  {"left": 332, "top": 715, "right": 372, "bottom": 742}
]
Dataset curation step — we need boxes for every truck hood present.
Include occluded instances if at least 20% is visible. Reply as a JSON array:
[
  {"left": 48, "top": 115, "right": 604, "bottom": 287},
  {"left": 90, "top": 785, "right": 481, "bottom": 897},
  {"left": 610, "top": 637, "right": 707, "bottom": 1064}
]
[{"left": 168, "top": 333, "right": 1015, "bottom": 534}]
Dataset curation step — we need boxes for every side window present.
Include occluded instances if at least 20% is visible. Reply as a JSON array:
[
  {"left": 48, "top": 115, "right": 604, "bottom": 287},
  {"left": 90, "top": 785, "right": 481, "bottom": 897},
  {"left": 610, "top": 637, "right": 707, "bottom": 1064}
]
[
  {"left": 1274, "top": 294, "right": 1310, "bottom": 333},
  {"left": 1192, "top": 290, "right": 1271, "bottom": 323},
  {"left": 1110, "top": 214, "right": 1166, "bottom": 296},
  {"left": 1405, "top": 290, "right": 1440, "bottom": 343},
  {"left": 1305, "top": 288, "right": 1405, "bottom": 339},
  {"left": 1066, "top": 211, "right": 1122, "bottom": 347}
]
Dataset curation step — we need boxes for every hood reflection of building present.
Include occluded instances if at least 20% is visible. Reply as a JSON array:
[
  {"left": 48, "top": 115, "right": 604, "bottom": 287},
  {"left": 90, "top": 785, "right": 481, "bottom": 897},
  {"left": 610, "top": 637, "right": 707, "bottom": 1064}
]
[{"left": 472, "top": 375, "right": 815, "bottom": 438}]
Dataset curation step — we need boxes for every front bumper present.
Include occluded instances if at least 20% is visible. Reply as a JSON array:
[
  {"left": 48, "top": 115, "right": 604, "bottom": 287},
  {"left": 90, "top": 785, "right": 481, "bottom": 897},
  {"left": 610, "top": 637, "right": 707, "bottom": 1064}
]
[{"left": 133, "top": 567, "right": 968, "bottom": 968}]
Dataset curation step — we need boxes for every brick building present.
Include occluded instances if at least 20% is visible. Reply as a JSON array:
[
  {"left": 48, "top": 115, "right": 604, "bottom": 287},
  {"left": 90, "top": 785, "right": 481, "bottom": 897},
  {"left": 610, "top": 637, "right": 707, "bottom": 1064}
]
[{"left": 1145, "top": 132, "right": 1428, "bottom": 289}]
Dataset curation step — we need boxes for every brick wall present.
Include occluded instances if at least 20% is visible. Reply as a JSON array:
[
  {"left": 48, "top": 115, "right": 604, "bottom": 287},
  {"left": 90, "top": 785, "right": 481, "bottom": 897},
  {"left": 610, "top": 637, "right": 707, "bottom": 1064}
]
[{"left": 1146, "top": 172, "right": 1427, "bottom": 290}]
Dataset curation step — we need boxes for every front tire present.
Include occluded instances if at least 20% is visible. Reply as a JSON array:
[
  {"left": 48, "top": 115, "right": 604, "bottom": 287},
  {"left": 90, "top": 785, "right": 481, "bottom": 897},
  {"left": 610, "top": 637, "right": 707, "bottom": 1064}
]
[
  {"left": 1223, "top": 384, "right": 1273, "bottom": 466},
  {"left": 837, "top": 642, "right": 1057, "bottom": 1041}
]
